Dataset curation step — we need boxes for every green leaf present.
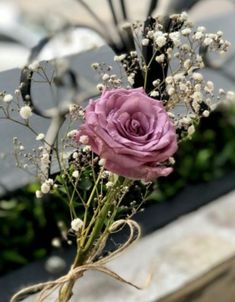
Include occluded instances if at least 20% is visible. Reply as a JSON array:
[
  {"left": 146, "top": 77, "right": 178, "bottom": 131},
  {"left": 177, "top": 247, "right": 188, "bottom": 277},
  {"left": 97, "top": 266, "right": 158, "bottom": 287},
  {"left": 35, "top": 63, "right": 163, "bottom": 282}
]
[{"left": 78, "top": 177, "right": 93, "bottom": 191}]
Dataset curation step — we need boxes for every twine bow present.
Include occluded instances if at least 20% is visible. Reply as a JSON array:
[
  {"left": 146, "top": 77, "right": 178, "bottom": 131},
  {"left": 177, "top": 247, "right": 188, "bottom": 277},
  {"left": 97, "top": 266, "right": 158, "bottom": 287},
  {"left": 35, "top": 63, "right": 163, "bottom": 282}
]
[{"left": 10, "top": 219, "right": 146, "bottom": 302}]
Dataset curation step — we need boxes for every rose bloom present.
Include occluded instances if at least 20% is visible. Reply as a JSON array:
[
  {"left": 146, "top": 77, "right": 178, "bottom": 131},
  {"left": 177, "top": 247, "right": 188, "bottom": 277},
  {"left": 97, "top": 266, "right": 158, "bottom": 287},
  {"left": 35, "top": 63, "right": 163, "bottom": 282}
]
[{"left": 76, "top": 88, "right": 177, "bottom": 181}]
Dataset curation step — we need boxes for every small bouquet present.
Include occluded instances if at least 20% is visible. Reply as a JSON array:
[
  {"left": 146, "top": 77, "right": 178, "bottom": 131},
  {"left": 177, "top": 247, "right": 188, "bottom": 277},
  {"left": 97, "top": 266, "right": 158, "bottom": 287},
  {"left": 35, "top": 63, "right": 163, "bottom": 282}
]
[{"left": 0, "top": 12, "right": 231, "bottom": 302}]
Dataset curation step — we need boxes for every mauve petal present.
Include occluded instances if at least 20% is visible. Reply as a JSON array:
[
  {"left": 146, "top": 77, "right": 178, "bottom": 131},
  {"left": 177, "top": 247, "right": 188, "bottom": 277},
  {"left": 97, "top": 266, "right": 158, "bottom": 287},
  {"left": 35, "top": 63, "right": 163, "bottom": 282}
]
[
  {"left": 105, "top": 155, "right": 174, "bottom": 181},
  {"left": 142, "top": 166, "right": 174, "bottom": 182},
  {"left": 118, "top": 95, "right": 158, "bottom": 117},
  {"left": 131, "top": 112, "right": 150, "bottom": 133}
]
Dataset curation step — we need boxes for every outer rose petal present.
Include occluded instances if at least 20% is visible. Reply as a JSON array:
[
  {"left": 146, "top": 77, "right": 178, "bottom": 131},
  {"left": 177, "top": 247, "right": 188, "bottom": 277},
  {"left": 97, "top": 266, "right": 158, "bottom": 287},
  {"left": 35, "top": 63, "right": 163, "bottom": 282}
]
[{"left": 75, "top": 87, "right": 178, "bottom": 181}]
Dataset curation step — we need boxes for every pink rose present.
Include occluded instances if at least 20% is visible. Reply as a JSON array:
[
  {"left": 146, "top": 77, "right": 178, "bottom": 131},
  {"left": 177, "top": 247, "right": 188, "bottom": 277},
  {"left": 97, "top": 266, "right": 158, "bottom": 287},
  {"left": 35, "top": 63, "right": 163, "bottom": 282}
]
[{"left": 76, "top": 87, "right": 177, "bottom": 181}]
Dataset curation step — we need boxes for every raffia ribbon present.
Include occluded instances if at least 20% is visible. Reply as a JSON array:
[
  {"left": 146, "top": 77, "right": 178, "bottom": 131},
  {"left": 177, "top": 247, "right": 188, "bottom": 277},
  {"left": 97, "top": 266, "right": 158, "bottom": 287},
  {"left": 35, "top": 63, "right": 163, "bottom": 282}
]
[{"left": 10, "top": 219, "right": 151, "bottom": 302}]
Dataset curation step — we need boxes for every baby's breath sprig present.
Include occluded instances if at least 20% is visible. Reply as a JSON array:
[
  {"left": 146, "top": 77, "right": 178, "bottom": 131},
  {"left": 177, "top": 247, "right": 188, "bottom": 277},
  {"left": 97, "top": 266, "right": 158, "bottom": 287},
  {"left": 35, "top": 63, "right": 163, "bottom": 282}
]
[{"left": 92, "top": 12, "right": 231, "bottom": 142}]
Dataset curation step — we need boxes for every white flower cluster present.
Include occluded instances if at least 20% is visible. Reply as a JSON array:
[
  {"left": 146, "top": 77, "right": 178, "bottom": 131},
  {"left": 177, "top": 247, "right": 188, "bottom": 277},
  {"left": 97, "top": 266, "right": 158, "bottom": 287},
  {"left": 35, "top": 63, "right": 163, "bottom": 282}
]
[
  {"left": 19, "top": 105, "right": 32, "bottom": 120},
  {"left": 71, "top": 218, "right": 84, "bottom": 232},
  {"left": 3, "top": 94, "right": 13, "bottom": 103},
  {"left": 117, "top": 12, "right": 231, "bottom": 140},
  {"left": 68, "top": 104, "right": 84, "bottom": 121},
  {"left": 36, "top": 178, "right": 56, "bottom": 197}
]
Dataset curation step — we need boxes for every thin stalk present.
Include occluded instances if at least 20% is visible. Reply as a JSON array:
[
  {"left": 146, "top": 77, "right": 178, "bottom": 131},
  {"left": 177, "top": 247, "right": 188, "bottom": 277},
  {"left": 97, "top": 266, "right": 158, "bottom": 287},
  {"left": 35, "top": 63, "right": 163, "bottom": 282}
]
[{"left": 55, "top": 177, "right": 130, "bottom": 302}]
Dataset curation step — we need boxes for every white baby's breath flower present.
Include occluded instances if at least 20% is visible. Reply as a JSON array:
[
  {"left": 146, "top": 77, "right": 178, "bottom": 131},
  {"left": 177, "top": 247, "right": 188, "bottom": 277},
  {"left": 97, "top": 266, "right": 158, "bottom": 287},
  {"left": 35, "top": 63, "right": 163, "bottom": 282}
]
[
  {"left": 169, "top": 32, "right": 180, "bottom": 46},
  {"left": 188, "top": 125, "right": 195, "bottom": 136},
  {"left": 192, "top": 99, "right": 200, "bottom": 112},
  {"left": 203, "top": 37, "right": 213, "bottom": 46},
  {"left": 46, "top": 178, "right": 54, "bottom": 186},
  {"left": 71, "top": 218, "right": 83, "bottom": 232},
  {"left": 165, "top": 76, "right": 173, "bottom": 84},
  {"left": 146, "top": 30, "right": 154, "bottom": 39},
  {"left": 41, "top": 182, "right": 51, "bottom": 194},
  {"left": 98, "top": 158, "right": 106, "bottom": 166},
  {"left": 183, "top": 59, "right": 191, "bottom": 70},
  {"left": 194, "top": 31, "right": 204, "bottom": 40},
  {"left": 181, "top": 11, "right": 188, "bottom": 21},
  {"left": 166, "top": 47, "right": 173, "bottom": 59},
  {"left": 197, "top": 26, "right": 206, "bottom": 32},
  {"left": 15, "top": 89, "right": 21, "bottom": 97},
  {"left": 19, "top": 145, "right": 24, "bottom": 151},
  {"left": 169, "top": 157, "right": 175, "bottom": 165},
  {"left": 72, "top": 170, "right": 79, "bottom": 178},
  {"left": 114, "top": 54, "right": 126, "bottom": 62},
  {"left": 78, "top": 110, "right": 84, "bottom": 117},
  {"left": 96, "top": 84, "right": 104, "bottom": 92},
  {"left": 142, "top": 38, "right": 149, "bottom": 46},
  {"left": 173, "top": 73, "right": 185, "bottom": 82},
  {"left": 19, "top": 105, "right": 32, "bottom": 119},
  {"left": 192, "top": 72, "right": 203, "bottom": 82},
  {"left": 130, "top": 51, "right": 137, "bottom": 57},
  {"left": 152, "top": 80, "right": 160, "bottom": 87},
  {"left": 102, "top": 73, "right": 110, "bottom": 81},
  {"left": 155, "top": 35, "right": 167, "bottom": 48},
  {"left": 155, "top": 54, "right": 165, "bottom": 63},
  {"left": 219, "top": 88, "right": 225, "bottom": 95},
  {"left": 205, "top": 81, "right": 214, "bottom": 93},
  {"left": 226, "top": 91, "right": 235, "bottom": 101},
  {"left": 202, "top": 110, "right": 210, "bottom": 117},
  {"left": 41, "top": 152, "right": 50, "bottom": 164},
  {"left": 167, "top": 112, "right": 175, "bottom": 118},
  {"left": 51, "top": 238, "right": 61, "bottom": 248},
  {"left": 36, "top": 190, "right": 43, "bottom": 198},
  {"left": 208, "top": 33, "right": 217, "bottom": 39},
  {"left": 154, "top": 31, "right": 167, "bottom": 48},
  {"left": 91, "top": 62, "right": 99, "bottom": 69},
  {"left": 67, "top": 130, "right": 78, "bottom": 138},
  {"left": 83, "top": 145, "right": 91, "bottom": 153},
  {"left": 36, "top": 133, "right": 45, "bottom": 141},
  {"left": 150, "top": 91, "right": 159, "bottom": 97},
  {"left": 72, "top": 152, "right": 78, "bottom": 159},
  {"left": 181, "top": 28, "right": 191, "bottom": 36},
  {"left": 181, "top": 117, "right": 192, "bottom": 125},
  {"left": 192, "top": 91, "right": 203, "bottom": 102},
  {"left": 106, "top": 181, "right": 114, "bottom": 189},
  {"left": 69, "top": 104, "right": 78, "bottom": 114},
  {"left": 79, "top": 135, "right": 89, "bottom": 145},
  {"left": 3, "top": 94, "right": 13, "bottom": 103},
  {"left": 179, "top": 83, "right": 187, "bottom": 92},
  {"left": 195, "top": 84, "right": 201, "bottom": 92},
  {"left": 167, "top": 86, "right": 175, "bottom": 96},
  {"left": 127, "top": 76, "right": 134, "bottom": 86},
  {"left": 181, "top": 43, "right": 191, "bottom": 52}
]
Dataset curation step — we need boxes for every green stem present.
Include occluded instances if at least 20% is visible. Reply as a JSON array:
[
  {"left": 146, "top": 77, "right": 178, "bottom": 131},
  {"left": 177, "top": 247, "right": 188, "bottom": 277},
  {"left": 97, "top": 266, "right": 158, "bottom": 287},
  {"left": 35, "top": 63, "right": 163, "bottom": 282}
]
[{"left": 55, "top": 177, "right": 131, "bottom": 302}]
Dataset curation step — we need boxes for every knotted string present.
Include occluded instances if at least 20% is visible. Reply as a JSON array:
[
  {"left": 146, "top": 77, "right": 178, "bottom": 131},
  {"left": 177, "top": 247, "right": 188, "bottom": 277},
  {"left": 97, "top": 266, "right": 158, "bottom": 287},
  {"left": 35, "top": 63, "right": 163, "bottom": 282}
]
[{"left": 10, "top": 219, "right": 144, "bottom": 302}]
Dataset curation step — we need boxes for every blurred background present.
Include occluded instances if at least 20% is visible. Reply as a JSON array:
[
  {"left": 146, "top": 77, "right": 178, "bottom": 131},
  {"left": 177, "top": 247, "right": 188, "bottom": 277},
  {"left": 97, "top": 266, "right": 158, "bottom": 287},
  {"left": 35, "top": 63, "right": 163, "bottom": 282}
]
[{"left": 0, "top": 0, "right": 234, "bottom": 70}]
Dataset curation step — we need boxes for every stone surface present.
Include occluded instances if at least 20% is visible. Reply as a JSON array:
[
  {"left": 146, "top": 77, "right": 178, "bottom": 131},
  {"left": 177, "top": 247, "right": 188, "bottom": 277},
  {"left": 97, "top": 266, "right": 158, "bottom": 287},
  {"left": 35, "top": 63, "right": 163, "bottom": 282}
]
[{"left": 23, "top": 190, "right": 235, "bottom": 302}]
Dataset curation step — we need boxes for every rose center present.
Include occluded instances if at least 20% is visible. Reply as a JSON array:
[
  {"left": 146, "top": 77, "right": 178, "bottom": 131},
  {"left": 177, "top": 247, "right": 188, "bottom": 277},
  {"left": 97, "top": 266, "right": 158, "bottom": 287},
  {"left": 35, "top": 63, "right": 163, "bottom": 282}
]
[{"left": 130, "top": 119, "right": 141, "bottom": 134}]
